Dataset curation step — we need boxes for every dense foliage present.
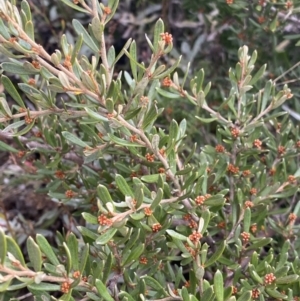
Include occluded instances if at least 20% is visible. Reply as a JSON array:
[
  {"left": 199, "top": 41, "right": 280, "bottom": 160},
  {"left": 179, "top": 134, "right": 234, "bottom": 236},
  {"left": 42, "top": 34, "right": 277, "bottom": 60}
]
[{"left": 0, "top": 0, "right": 299, "bottom": 301}]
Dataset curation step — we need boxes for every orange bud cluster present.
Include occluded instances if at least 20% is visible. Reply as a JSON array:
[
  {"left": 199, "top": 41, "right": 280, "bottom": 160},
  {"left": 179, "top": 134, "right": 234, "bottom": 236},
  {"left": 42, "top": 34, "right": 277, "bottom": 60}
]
[
  {"left": 61, "top": 281, "right": 71, "bottom": 293},
  {"left": 24, "top": 116, "right": 34, "bottom": 124},
  {"left": 152, "top": 223, "right": 162, "bottom": 232},
  {"left": 242, "top": 170, "right": 251, "bottom": 177},
  {"left": 227, "top": 164, "right": 239, "bottom": 174},
  {"left": 160, "top": 32, "right": 173, "bottom": 44},
  {"left": 264, "top": 273, "right": 276, "bottom": 285},
  {"left": 139, "top": 256, "right": 148, "bottom": 265},
  {"left": 188, "top": 231, "right": 202, "bottom": 244},
  {"left": 253, "top": 139, "right": 262, "bottom": 149},
  {"left": 277, "top": 145, "right": 286, "bottom": 155},
  {"left": 289, "top": 213, "right": 297, "bottom": 223},
  {"left": 241, "top": 231, "right": 250, "bottom": 243},
  {"left": 73, "top": 270, "right": 81, "bottom": 279},
  {"left": 252, "top": 289, "right": 260, "bottom": 299},
  {"left": 55, "top": 170, "right": 65, "bottom": 179},
  {"left": 215, "top": 144, "right": 225, "bottom": 153},
  {"left": 145, "top": 153, "right": 155, "bottom": 162},
  {"left": 250, "top": 188, "right": 257, "bottom": 195},
  {"left": 288, "top": 175, "right": 297, "bottom": 184},
  {"left": 98, "top": 214, "right": 112, "bottom": 226},
  {"left": 144, "top": 207, "right": 153, "bottom": 216},
  {"left": 65, "top": 190, "right": 75, "bottom": 198},
  {"left": 230, "top": 127, "right": 240, "bottom": 138},
  {"left": 162, "top": 77, "right": 172, "bottom": 87},
  {"left": 250, "top": 224, "right": 257, "bottom": 234},
  {"left": 244, "top": 200, "right": 254, "bottom": 208}
]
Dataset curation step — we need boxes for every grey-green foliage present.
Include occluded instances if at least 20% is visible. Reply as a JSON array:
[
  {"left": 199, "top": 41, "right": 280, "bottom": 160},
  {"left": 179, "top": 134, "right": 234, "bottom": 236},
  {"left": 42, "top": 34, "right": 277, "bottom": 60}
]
[{"left": 0, "top": 0, "right": 300, "bottom": 301}]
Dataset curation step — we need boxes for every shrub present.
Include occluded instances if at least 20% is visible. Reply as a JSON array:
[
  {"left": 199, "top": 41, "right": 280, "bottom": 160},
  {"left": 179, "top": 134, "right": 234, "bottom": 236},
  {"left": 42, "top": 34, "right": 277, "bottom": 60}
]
[{"left": 0, "top": 0, "right": 299, "bottom": 301}]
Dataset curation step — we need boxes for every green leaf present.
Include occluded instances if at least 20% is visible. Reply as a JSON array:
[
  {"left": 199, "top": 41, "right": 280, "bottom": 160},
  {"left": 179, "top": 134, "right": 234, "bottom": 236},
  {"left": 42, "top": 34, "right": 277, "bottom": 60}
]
[
  {"left": 26, "top": 237, "right": 42, "bottom": 272},
  {"left": 60, "top": 0, "right": 90, "bottom": 13},
  {"left": 95, "top": 279, "right": 114, "bottom": 301},
  {"left": 276, "top": 274, "right": 299, "bottom": 285},
  {"left": 25, "top": 20, "right": 34, "bottom": 39},
  {"left": 36, "top": 234, "right": 59, "bottom": 266},
  {"left": 78, "top": 226, "right": 98, "bottom": 241},
  {"left": 214, "top": 270, "right": 224, "bottom": 301},
  {"left": 62, "top": 131, "right": 89, "bottom": 148},
  {"left": 71, "top": 33, "right": 83, "bottom": 64},
  {"left": 153, "top": 18, "right": 164, "bottom": 53},
  {"left": 246, "top": 238, "right": 272, "bottom": 250},
  {"left": 142, "top": 276, "right": 168, "bottom": 297},
  {"left": 141, "top": 174, "right": 160, "bottom": 183},
  {"left": 122, "top": 243, "right": 145, "bottom": 267},
  {"left": 109, "top": 133, "right": 144, "bottom": 147},
  {"left": 243, "top": 208, "right": 251, "bottom": 233},
  {"left": 79, "top": 244, "right": 89, "bottom": 274},
  {"left": 0, "top": 18, "right": 10, "bottom": 39},
  {"left": 196, "top": 116, "right": 218, "bottom": 123},
  {"left": 150, "top": 187, "right": 163, "bottom": 210},
  {"left": 91, "top": 16, "right": 103, "bottom": 42},
  {"left": 28, "top": 283, "right": 61, "bottom": 291},
  {"left": 0, "top": 140, "right": 18, "bottom": 152},
  {"left": 63, "top": 242, "right": 72, "bottom": 274},
  {"left": 142, "top": 104, "right": 159, "bottom": 130},
  {"left": 249, "top": 64, "right": 266, "bottom": 86},
  {"left": 97, "top": 184, "right": 114, "bottom": 204},
  {"left": 265, "top": 288, "right": 287, "bottom": 300},
  {"left": 236, "top": 291, "right": 252, "bottom": 301},
  {"left": 261, "top": 80, "right": 273, "bottom": 113},
  {"left": 248, "top": 264, "right": 263, "bottom": 284},
  {"left": 0, "top": 97, "right": 12, "bottom": 117},
  {"left": 102, "top": 252, "right": 113, "bottom": 284},
  {"left": 82, "top": 212, "right": 98, "bottom": 224},
  {"left": 156, "top": 87, "right": 180, "bottom": 99},
  {"left": 0, "top": 228, "right": 6, "bottom": 264},
  {"left": 153, "top": 56, "right": 182, "bottom": 79},
  {"left": 204, "top": 195, "right": 225, "bottom": 207},
  {"left": 66, "top": 233, "right": 79, "bottom": 271},
  {"left": 201, "top": 287, "right": 213, "bottom": 301},
  {"left": 119, "top": 291, "right": 136, "bottom": 301},
  {"left": 0, "top": 278, "right": 13, "bottom": 293},
  {"left": 96, "top": 228, "right": 117, "bottom": 245},
  {"left": 123, "top": 229, "right": 140, "bottom": 255},
  {"left": 181, "top": 286, "right": 190, "bottom": 301},
  {"left": 129, "top": 40, "right": 138, "bottom": 81},
  {"left": 1, "top": 62, "right": 39, "bottom": 75},
  {"left": 205, "top": 240, "right": 226, "bottom": 267},
  {"left": 85, "top": 107, "right": 109, "bottom": 122},
  {"left": 21, "top": 1, "right": 32, "bottom": 20},
  {"left": 72, "top": 19, "right": 99, "bottom": 52},
  {"left": 6, "top": 236, "right": 26, "bottom": 266},
  {"left": 134, "top": 184, "right": 144, "bottom": 209},
  {"left": 166, "top": 230, "right": 187, "bottom": 241},
  {"left": 12, "top": 121, "right": 35, "bottom": 137},
  {"left": 1, "top": 75, "right": 25, "bottom": 108},
  {"left": 115, "top": 174, "right": 134, "bottom": 197}
]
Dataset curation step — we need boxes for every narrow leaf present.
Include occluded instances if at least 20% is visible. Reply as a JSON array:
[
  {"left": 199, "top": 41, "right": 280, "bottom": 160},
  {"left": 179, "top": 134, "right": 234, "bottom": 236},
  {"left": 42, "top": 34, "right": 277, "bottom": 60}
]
[
  {"left": 205, "top": 240, "right": 226, "bottom": 267},
  {"left": 1, "top": 75, "right": 25, "bottom": 108},
  {"left": 214, "top": 270, "right": 224, "bottom": 301},
  {"left": 95, "top": 279, "right": 114, "bottom": 301},
  {"left": 62, "top": 131, "right": 89, "bottom": 148},
  {"left": 0, "top": 229, "right": 6, "bottom": 264},
  {"left": 36, "top": 234, "right": 59, "bottom": 266},
  {"left": 72, "top": 19, "right": 99, "bottom": 52},
  {"left": 96, "top": 228, "right": 117, "bottom": 245},
  {"left": 115, "top": 174, "right": 134, "bottom": 197},
  {"left": 26, "top": 237, "right": 42, "bottom": 272}
]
